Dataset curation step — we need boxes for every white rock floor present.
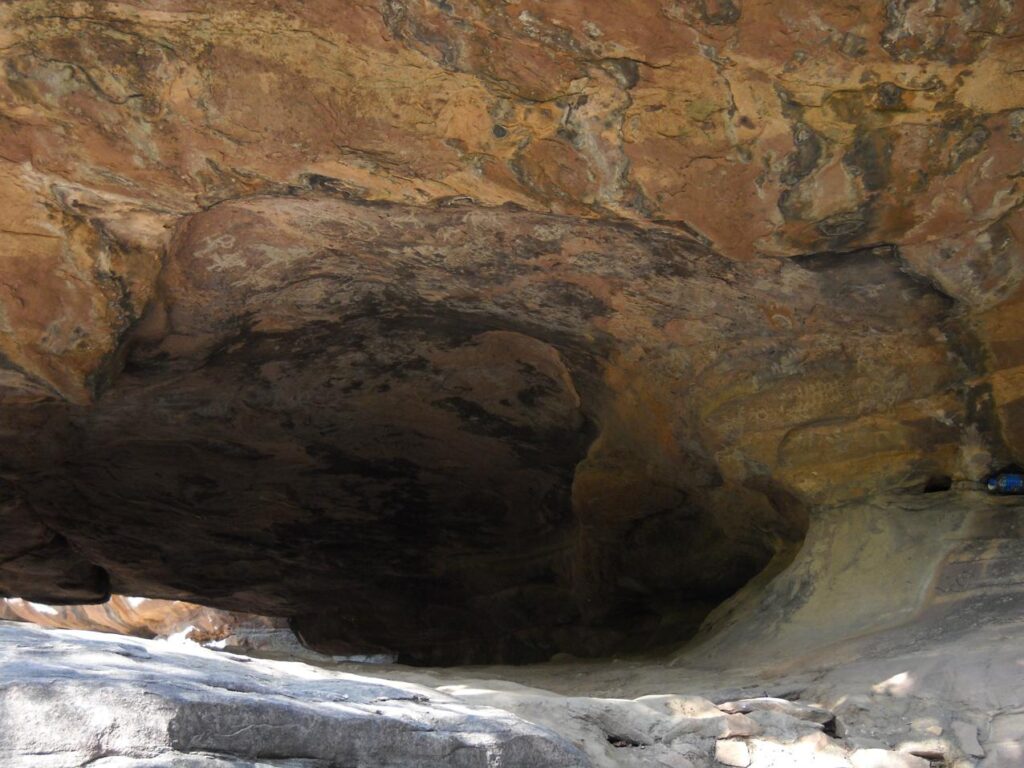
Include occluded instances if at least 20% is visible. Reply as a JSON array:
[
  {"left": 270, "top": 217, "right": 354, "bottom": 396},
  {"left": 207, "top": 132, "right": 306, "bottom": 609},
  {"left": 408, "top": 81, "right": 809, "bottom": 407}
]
[{"left": 5, "top": 614, "right": 1021, "bottom": 767}]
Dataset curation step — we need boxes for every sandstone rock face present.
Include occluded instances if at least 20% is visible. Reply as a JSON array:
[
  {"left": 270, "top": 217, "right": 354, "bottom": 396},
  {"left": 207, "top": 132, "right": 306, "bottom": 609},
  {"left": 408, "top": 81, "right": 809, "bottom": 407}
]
[
  {"left": 688, "top": 488, "right": 1024, "bottom": 669},
  {"left": 0, "top": 1, "right": 1021, "bottom": 662},
  {"left": 0, "top": 595, "right": 281, "bottom": 642}
]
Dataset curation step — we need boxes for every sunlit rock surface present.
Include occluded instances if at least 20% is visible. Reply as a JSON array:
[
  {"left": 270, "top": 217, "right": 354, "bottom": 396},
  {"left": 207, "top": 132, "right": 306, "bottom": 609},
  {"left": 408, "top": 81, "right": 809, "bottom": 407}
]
[
  {"left": 0, "top": 595, "right": 392, "bottom": 662},
  {"left": 0, "top": 1, "right": 1021, "bottom": 664},
  {"left": 0, "top": 621, "right": 588, "bottom": 767},
  {"left": 5, "top": 553, "right": 1023, "bottom": 768},
  {"left": 0, "top": 595, "right": 281, "bottom": 643}
]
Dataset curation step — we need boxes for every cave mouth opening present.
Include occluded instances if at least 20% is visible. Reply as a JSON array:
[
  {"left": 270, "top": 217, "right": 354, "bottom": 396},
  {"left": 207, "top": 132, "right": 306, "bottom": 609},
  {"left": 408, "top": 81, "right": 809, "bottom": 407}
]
[
  {"left": 3, "top": 309, "right": 813, "bottom": 667},
  {"left": 0, "top": 472, "right": 811, "bottom": 670},
  {"left": 0, "top": 194, "right": 871, "bottom": 669},
  {"left": 4, "top": 346, "right": 812, "bottom": 668},
  {"left": 282, "top": 465, "right": 812, "bottom": 667}
]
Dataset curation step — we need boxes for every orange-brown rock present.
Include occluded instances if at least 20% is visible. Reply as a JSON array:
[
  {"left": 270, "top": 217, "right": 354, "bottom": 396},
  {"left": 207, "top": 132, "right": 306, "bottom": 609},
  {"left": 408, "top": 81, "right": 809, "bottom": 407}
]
[
  {"left": 0, "top": 595, "right": 278, "bottom": 642},
  {"left": 0, "top": 1, "right": 1021, "bottom": 663}
]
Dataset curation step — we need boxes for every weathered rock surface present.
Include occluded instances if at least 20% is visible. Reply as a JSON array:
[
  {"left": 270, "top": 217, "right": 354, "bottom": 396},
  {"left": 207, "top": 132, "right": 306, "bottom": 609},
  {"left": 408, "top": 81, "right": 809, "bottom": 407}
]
[
  {"left": 0, "top": 595, "right": 281, "bottom": 643},
  {"left": 393, "top": 619, "right": 1020, "bottom": 768},
  {"left": 0, "top": 594, "right": 400, "bottom": 662},
  {"left": 12, "top": 194, "right": 971, "bottom": 663},
  {"left": 2, "top": 2, "right": 1023, "bottom": 764},
  {"left": 357, "top": 489, "right": 1024, "bottom": 767},
  {"left": 3, "top": 616, "right": 1008, "bottom": 768},
  {"left": 0, "top": 621, "right": 588, "bottom": 767},
  {"left": 3, "top": 489, "right": 1024, "bottom": 767},
  {"left": 688, "top": 488, "right": 1024, "bottom": 669},
  {"left": 0, "top": 0, "right": 1021, "bottom": 663},
  {"left": 4, "top": 189, "right": 983, "bottom": 662}
]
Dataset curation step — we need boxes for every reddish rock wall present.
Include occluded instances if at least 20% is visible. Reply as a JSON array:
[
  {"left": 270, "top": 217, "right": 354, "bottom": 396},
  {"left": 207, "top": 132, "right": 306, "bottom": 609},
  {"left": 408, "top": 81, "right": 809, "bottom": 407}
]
[{"left": 0, "top": 1, "right": 1020, "bottom": 663}]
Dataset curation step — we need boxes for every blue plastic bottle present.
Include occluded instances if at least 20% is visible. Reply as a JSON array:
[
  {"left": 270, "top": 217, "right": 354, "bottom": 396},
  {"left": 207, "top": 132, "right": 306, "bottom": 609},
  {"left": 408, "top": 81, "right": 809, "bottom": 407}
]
[{"left": 986, "top": 473, "right": 1024, "bottom": 494}]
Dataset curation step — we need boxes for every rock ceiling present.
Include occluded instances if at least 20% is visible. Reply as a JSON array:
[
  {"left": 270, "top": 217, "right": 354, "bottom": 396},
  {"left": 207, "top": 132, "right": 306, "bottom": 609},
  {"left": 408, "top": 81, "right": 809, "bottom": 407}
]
[{"left": 0, "top": 0, "right": 1021, "bottom": 663}]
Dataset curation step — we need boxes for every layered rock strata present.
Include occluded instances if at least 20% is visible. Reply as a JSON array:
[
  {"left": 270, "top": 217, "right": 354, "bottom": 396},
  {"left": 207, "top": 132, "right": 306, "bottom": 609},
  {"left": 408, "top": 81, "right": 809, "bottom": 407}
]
[
  {"left": 0, "top": 595, "right": 281, "bottom": 643},
  {"left": 0, "top": 0, "right": 1021, "bottom": 662}
]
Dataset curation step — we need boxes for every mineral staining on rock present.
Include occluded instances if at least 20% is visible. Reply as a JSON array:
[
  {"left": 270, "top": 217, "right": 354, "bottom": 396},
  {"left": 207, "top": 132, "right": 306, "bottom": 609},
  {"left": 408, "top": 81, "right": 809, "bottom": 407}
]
[
  {"left": 0, "top": 595, "right": 282, "bottom": 643},
  {"left": 0, "top": 0, "right": 1021, "bottom": 664},
  {"left": 0, "top": 196, "right": 973, "bottom": 663}
]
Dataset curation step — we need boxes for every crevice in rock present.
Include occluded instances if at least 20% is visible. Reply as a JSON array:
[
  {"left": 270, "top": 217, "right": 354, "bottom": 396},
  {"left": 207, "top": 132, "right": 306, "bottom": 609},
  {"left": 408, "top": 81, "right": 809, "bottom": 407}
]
[{"left": 922, "top": 475, "right": 953, "bottom": 493}]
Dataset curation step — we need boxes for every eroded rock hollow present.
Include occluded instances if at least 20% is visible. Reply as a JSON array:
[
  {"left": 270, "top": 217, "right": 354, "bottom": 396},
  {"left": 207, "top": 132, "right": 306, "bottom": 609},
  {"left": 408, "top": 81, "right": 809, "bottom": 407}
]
[{"left": 0, "top": 0, "right": 1022, "bottom": 666}]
